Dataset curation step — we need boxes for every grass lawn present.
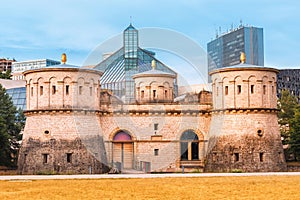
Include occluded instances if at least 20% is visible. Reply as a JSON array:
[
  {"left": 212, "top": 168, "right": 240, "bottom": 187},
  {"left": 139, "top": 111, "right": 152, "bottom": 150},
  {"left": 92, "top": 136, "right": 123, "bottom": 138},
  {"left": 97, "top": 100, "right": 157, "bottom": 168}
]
[{"left": 0, "top": 176, "right": 300, "bottom": 199}]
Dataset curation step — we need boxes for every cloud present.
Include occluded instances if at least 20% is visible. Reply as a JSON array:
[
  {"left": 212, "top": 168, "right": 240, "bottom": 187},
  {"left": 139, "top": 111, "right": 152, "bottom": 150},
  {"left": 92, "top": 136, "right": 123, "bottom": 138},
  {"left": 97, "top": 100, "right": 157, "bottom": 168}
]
[{"left": 0, "top": 0, "right": 300, "bottom": 68}]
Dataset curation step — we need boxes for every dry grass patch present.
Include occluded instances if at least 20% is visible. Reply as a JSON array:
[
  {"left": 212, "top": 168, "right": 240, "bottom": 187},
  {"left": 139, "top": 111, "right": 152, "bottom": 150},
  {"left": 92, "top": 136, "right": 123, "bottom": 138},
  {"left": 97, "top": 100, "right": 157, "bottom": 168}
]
[{"left": 0, "top": 176, "right": 300, "bottom": 199}]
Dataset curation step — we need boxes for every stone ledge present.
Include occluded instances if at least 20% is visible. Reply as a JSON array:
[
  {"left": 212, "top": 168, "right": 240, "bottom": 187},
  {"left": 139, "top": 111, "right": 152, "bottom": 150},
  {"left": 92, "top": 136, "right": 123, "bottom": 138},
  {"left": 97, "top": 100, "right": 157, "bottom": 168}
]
[{"left": 212, "top": 108, "right": 278, "bottom": 115}]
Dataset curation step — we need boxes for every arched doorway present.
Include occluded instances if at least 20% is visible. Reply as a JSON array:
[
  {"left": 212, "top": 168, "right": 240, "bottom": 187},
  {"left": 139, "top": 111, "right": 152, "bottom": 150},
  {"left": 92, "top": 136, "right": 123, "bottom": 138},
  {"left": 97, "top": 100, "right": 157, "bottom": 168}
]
[
  {"left": 180, "top": 130, "right": 199, "bottom": 161},
  {"left": 112, "top": 131, "right": 133, "bottom": 169}
]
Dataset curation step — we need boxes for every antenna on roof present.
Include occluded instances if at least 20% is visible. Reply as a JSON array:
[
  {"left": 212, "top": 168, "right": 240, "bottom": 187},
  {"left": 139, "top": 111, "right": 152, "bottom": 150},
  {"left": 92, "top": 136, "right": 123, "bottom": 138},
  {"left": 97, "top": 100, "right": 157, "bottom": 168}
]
[
  {"left": 130, "top": 16, "right": 133, "bottom": 25},
  {"left": 239, "top": 19, "right": 243, "bottom": 28}
]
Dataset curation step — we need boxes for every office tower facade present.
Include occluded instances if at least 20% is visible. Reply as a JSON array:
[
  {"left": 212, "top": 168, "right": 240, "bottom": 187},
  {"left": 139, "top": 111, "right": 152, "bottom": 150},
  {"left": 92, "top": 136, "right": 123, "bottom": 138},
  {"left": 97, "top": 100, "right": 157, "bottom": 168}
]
[
  {"left": 277, "top": 69, "right": 300, "bottom": 102},
  {"left": 207, "top": 26, "right": 264, "bottom": 76}
]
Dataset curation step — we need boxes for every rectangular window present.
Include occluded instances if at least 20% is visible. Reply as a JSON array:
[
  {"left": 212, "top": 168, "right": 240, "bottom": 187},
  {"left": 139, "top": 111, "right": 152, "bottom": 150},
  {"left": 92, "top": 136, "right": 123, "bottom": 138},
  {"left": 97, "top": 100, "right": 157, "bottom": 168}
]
[
  {"left": 216, "top": 87, "right": 219, "bottom": 96},
  {"left": 66, "top": 153, "right": 72, "bottom": 163},
  {"left": 79, "top": 86, "right": 83, "bottom": 95},
  {"left": 31, "top": 87, "right": 33, "bottom": 96},
  {"left": 234, "top": 153, "right": 239, "bottom": 162},
  {"left": 52, "top": 85, "right": 56, "bottom": 95},
  {"left": 89, "top": 87, "right": 93, "bottom": 96},
  {"left": 154, "top": 123, "right": 158, "bottom": 131},
  {"left": 141, "top": 90, "right": 144, "bottom": 99},
  {"left": 40, "top": 86, "right": 43, "bottom": 96},
  {"left": 165, "top": 90, "right": 168, "bottom": 98},
  {"left": 259, "top": 152, "right": 264, "bottom": 162},
  {"left": 66, "top": 85, "right": 69, "bottom": 95},
  {"left": 154, "top": 149, "right": 159, "bottom": 156},
  {"left": 42, "top": 154, "right": 48, "bottom": 164},
  {"left": 237, "top": 85, "right": 241, "bottom": 94},
  {"left": 272, "top": 86, "right": 274, "bottom": 95},
  {"left": 250, "top": 85, "right": 254, "bottom": 94},
  {"left": 263, "top": 85, "right": 266, "bottom": 95},
  {"left": 153, "top": 90, "right": 156, "bottom": 98},
  {"left": 225, "top": 86, "right": 228, "bottom": 95}
]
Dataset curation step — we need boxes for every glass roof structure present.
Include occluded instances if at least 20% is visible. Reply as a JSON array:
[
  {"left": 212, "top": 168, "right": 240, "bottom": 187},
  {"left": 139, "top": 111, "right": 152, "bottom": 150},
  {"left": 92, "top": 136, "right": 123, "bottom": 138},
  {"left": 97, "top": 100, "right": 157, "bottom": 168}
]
[
  {"left": 6, "top": 87, "right": 26, "bottom": 110},
  {"left": 94, "top": 24, "right": 178, "bottom": 103}
]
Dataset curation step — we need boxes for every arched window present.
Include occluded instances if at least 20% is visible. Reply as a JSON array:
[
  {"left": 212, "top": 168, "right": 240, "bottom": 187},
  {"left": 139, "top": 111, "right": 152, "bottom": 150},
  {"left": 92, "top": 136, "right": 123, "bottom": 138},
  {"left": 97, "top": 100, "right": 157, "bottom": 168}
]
[
  {"left": 113, "top": 131, "right": 132, "bottom": 141},
  {"left": 180, "top": 130, "right": 199, "bottom": 160}
]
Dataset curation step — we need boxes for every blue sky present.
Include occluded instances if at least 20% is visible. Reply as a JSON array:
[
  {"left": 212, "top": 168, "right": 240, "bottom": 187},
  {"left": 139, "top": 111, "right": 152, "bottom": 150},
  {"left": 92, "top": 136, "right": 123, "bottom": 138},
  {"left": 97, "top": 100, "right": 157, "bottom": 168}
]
[{"left": 1, "top": 0, "right": 299, "bottom": 83}]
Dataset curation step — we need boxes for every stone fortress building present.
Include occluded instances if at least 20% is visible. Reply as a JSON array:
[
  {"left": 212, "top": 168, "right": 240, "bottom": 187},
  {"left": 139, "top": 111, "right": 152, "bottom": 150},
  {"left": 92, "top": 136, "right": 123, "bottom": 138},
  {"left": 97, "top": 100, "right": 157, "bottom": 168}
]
[{"left": 18, "top": 25, "right": 287, "bottom": 174}]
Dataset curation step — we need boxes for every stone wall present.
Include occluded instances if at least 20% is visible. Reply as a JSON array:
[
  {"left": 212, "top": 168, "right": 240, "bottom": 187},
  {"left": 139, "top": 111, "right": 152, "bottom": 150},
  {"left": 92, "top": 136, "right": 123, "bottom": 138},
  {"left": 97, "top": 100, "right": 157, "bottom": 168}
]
[
  {"left": 205, "top": 111, "right": 287, "bottom": 172},
  {"left": 18, "top": 137, "right": 108, "bottom": 174},
  {"left": 18, "top": 111, "right": 108, "bottom": 174}
]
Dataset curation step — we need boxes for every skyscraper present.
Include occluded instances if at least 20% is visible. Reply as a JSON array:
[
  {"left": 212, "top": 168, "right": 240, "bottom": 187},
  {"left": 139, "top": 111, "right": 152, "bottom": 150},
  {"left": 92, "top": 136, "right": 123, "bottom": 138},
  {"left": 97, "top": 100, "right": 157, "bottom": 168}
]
[{"left": 207, "top": 25, "right": 264, "bottom": 76}]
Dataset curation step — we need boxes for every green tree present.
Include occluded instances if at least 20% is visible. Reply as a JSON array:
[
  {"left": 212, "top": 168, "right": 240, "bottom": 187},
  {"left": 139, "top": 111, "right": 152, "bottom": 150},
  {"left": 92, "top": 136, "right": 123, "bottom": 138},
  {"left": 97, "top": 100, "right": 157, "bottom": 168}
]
[
  {"left": 0, "top": 84, "right": 24, "bottom": 167},
  {"left": 278, "top": 89, "right": 298, "bottom": 146},
  {"left": 0, "top": 70, "right": 12, "bottom": 79},
  {"left": 290, "top": 105, "right": 300, "bottom": 161}
]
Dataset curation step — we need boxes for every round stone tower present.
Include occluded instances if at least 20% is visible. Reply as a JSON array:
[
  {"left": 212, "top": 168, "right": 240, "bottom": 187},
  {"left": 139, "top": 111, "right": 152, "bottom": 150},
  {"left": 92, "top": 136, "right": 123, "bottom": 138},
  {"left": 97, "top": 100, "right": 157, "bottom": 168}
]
[
  {"left": 132, "top": 60, "right": 176, "bottom": 103},
  {"left": 18, "top": 54, "right": 108, "bottom": 174},
  {"left": 205, "top": 53, "right": 287, "bottom": 172}
]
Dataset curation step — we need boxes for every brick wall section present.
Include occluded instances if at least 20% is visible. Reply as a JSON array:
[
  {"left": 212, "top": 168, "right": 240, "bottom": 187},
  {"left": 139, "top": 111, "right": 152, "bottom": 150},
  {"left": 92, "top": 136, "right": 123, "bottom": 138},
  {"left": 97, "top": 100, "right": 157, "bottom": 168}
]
[{"left": 18, "top": 137, "right": 107, "bottom": 174}]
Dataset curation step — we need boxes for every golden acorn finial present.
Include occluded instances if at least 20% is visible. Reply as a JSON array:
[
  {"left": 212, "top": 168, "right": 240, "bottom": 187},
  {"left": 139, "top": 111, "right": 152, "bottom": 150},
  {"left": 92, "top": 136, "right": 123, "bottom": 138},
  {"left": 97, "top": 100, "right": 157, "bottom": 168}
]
[
  {"left": 61, "top": 53, "right": 67, "bottom": 64},
  {"left": 240, "top": 52, "right": 246, "bottom": 64},
  {"left": 151, "top": 60, "right": 156, "bottom": 70}
]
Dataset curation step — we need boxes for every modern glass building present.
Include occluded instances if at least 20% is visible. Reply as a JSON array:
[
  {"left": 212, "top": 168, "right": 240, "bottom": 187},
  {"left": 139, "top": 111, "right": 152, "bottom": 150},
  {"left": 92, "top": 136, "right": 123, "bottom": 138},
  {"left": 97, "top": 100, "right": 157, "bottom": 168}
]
[
  {"left": 0, "top": 79, "right": 26, "bottom": 110},
  {"left": 95, "top": 24, "right": 178, "bottom": 103},
  {"left": 6, "top": 87, "right": 26, "bottom": 110},
  {"left": 277, "top": 69, "right": 300, "bottom": 102},
  {"left": 207, "top": 26, "right": 264, "bottom": 76}
]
